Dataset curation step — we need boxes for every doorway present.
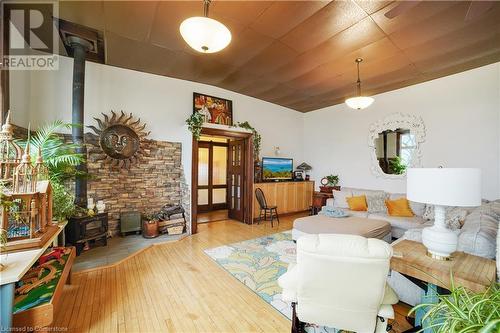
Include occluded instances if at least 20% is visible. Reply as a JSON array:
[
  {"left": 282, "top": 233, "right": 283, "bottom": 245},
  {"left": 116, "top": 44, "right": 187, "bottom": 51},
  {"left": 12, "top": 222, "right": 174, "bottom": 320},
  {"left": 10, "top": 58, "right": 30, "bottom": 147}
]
[
  {"left": 191, "top": 127, "right": 253, "bottom": 234},
  {"left": 197, "top": 135, "right": 229, "bottom": 224}
]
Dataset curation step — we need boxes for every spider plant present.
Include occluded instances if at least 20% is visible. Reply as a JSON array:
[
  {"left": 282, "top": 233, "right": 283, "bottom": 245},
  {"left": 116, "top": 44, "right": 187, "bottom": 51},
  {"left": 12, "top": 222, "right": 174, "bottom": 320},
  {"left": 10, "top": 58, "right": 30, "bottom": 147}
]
[
  {"left": 409, "top": 274, "right": 500, "bottom": 333},
  {"left": 16, "top": 120, "right": 84, "bottom": 183}
]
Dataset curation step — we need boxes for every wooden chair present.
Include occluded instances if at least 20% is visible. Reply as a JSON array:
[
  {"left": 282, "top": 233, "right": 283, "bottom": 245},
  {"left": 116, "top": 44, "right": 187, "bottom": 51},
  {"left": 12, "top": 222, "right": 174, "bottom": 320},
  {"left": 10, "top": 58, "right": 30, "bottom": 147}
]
[{"left": 255, "top": 188, "right": 279, "bottom": 227}]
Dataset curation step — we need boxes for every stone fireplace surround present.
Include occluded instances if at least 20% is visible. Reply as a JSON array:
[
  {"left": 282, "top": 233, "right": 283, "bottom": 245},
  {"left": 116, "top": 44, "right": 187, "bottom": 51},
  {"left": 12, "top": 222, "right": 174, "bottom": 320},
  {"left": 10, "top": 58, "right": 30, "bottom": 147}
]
[
  {"left": 12, "top": 124, "right": 190, "bottom": 236},
  {"left": 86, "top": 133, "right": 190, "bottom": 236}
]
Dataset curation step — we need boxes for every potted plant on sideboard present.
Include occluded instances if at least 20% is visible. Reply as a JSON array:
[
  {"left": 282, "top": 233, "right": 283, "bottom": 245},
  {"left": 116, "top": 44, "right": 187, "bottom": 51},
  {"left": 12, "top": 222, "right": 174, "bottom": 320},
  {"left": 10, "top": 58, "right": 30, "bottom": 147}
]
[{"left": 319, "top": 174, "right": 340, "bottom": 193}]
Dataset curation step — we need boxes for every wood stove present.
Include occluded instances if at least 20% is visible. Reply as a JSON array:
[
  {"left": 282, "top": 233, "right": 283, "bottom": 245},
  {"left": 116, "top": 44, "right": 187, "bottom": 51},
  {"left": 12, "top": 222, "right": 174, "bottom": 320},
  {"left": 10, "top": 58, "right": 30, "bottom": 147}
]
[{"left": 65, "top": 212, "right": 108, "bottom": 255}]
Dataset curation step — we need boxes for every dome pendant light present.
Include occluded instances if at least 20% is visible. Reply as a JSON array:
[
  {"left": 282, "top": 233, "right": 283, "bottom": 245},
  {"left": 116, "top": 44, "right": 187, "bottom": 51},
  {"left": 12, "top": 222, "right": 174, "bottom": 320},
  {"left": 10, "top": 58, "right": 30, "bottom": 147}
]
[
  {"left": 345, "top": 58, "right": 374, "bottom": 110},
  {"left": 180, "top": 0, "right": 232, "bottom": 54}
]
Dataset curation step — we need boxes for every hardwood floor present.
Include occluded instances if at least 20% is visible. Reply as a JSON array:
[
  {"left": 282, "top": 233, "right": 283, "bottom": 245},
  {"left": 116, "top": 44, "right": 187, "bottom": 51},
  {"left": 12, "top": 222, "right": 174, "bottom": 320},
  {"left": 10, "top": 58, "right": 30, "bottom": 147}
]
[
  {"left": 52, "top": 213, "right": 305, "bottom": 333},
  {"left": 197, "top": 209, "right": 229, "bottom": 224},
  {"left": 52, "top": 212, "right": 412, "bottom": 333}
]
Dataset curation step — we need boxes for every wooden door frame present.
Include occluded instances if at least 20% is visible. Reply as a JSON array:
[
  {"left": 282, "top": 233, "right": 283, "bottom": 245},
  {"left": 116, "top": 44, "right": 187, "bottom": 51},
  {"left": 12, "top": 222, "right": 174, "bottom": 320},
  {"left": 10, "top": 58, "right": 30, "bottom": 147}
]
[{"left": 191, "top": 127, "right": 253, "bottom": 234}]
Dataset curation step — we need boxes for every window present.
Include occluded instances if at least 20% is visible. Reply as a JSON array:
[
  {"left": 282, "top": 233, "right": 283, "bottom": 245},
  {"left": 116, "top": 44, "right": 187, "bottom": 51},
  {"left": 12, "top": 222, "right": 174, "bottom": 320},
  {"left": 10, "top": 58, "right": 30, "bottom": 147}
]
[{"left": 400, "top": 133, "right": 416, "bottom": 166}]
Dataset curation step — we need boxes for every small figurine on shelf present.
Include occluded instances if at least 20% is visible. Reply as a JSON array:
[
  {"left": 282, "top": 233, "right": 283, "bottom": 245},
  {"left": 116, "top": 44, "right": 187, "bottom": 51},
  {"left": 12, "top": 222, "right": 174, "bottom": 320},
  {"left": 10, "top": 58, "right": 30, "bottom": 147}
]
[{"left": 96, "top": 200, "right": 105, "bottom": 213}]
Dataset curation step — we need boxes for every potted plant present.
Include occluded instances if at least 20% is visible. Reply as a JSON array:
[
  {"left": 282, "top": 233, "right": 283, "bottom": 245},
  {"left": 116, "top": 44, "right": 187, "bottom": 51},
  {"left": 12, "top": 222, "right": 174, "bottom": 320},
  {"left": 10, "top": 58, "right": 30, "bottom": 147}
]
[
  {"left": 142, "top": 211, "right": 160, "bottom": 239},
  {"left": 186, "top": 112, "right": 204, "bottom": 140},
  {"left": 319, "top": 174, "right": 340, "bottom": 193},
  {"left": 235, "top": 121, "right": 261, "bottom": 161},
  {"left": 410, "top": 278, "right": 500, "bottom": 332},
  {"left": 17, "top": 120, "right": 84, "bottom": 183},
  {"left": 52, "top": 182, "right": 78, "bottom": 223},
  {"left": 389, "top": 156, "right": 407, "bottom": 175},
  {"left": 18, "top": 121, "right": 87, "bottom": 222}
]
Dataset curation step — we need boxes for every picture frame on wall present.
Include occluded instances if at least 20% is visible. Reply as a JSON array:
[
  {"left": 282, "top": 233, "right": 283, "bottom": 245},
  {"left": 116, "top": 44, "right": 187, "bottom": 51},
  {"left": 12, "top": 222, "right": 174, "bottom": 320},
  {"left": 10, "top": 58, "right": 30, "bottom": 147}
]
[{"left": 193, "top": 92, "right": 233, "bottom": 126}]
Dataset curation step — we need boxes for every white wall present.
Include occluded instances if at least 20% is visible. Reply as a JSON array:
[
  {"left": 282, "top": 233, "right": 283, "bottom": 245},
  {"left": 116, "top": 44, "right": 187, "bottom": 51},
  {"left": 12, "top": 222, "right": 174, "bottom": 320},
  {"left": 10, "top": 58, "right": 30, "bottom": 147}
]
[
  {"left": 10, "top": 58, "right": 500, "bottom": 199},
  {"left": 303, "top": 62, "right": 500, "bottom": 200},
  {"left": 10, "top": 56, "right": 305, "bottom": 187}
]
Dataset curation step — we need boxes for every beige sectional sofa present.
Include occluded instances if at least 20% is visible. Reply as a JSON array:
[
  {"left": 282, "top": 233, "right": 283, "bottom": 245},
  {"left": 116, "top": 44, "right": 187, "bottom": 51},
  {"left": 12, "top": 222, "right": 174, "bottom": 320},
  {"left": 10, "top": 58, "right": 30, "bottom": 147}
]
[
  {"left": 403, "top": 199, "right": 500, "bottom": 260},
  {"left": 325, "top": 187, "right": 499, "bottom": 259},
  {"left": 326, "top": 187, "right": 500, "bottom": 305},
  {"left": 325, "top": 187, "right": 427, "bottom": 239}
]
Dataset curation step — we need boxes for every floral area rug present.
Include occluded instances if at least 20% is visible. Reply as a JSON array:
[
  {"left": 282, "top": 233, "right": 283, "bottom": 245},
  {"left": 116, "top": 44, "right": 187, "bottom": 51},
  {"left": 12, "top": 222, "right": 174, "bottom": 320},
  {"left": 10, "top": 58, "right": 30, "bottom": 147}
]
[{"left": 204, "top": 231, "right": 346, "bottom": 333}]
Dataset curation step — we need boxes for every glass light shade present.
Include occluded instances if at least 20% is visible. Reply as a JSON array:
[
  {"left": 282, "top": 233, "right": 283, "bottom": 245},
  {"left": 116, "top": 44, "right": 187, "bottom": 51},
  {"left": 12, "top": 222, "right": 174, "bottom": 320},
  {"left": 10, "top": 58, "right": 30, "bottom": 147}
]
[
  {"left": 345, "top": 96, "right": 374, "bottom": 110},
  {"left": 180, "top": 16, "right": 231, "bottom": 53}
]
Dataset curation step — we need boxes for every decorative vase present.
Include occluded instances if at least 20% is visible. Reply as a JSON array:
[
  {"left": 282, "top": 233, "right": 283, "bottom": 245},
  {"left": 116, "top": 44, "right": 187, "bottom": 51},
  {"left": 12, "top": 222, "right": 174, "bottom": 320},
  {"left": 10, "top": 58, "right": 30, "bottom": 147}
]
[
  {"left": 96, "top": 200, "right": 106, "bottom": 213},
  {"left": 142, "top": 220, "right": 159, "bottom": 239}
]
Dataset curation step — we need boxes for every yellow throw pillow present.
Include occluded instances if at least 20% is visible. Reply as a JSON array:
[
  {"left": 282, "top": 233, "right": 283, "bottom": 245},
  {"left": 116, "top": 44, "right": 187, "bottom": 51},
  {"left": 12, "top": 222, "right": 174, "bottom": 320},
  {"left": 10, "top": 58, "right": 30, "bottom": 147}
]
[
  {"left": 346, "top": 195, "right": 368, "bottom": 211},
  {"left": 386, "top": 198, "right": 414, "bottom": 217}
]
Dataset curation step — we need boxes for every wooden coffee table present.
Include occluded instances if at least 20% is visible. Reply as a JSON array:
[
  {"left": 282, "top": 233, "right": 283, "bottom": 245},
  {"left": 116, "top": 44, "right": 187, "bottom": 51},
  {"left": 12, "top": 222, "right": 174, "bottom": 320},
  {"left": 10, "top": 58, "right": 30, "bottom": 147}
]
[
  {"left": 390, "top": 240, "right": 496, "bottom": 332},
  {"left": 391, "top": 239, "right": 496, "bottom": 293}
]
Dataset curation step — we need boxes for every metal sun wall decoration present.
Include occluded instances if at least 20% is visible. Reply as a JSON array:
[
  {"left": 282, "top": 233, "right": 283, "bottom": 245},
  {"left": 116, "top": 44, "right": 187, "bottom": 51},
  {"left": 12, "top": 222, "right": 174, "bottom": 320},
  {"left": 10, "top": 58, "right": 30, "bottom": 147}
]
[{"left": 88, "top": 111, "right": 150, "bottom": 169}]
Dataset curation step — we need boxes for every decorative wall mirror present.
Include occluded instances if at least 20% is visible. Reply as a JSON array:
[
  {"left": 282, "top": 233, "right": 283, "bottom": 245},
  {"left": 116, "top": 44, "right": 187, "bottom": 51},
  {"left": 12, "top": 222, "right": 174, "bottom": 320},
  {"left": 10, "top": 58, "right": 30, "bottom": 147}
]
[{"left": 368, "top": 113, "right": 425, "bottom": 179}]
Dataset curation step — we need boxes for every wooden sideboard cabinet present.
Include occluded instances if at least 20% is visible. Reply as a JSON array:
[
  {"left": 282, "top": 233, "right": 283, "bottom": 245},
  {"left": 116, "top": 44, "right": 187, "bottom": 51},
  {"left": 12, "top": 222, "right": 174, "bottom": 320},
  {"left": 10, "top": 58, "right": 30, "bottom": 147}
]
[{"left": 253, "top": 181, "right": 314, "bottom": 220}]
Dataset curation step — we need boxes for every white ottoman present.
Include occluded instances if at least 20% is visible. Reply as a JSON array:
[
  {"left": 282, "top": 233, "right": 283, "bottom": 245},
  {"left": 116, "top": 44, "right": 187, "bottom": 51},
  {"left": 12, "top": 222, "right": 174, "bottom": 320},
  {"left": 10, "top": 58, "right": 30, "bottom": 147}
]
[{"left": 292, "top": 215, "right": 392, "bottom": 242}]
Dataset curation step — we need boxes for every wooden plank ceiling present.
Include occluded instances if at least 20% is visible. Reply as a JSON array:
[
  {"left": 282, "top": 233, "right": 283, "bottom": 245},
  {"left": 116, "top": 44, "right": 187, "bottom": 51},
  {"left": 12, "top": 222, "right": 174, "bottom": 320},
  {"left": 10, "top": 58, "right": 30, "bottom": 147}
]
[{"left": 58, "top": 1, "right": 500, "bottom": 112}]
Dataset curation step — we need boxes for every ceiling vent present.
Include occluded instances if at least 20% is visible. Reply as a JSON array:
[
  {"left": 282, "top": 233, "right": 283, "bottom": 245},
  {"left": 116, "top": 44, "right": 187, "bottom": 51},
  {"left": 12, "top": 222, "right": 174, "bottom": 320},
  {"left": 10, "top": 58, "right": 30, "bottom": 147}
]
[{"left": 57, "top": 18, "right": 105, "bottom": 64}]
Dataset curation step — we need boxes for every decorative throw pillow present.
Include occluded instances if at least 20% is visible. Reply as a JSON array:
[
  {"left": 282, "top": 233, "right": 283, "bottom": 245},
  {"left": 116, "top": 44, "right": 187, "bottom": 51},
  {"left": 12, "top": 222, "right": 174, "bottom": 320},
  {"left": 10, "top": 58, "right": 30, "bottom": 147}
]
[
  {"left": 424, "top": 206, "right": 469, "bottom": 229},
  {"left": 389, "top": 193, "right": 426, "bottom": 216},
  {"left": 333, "top": 189, "right": 352, "bottom": 209},
  {"left": 346, "top": 195, "right": 368, "bottom": 211},
  {"left": 423, "top": 205, "right": 435, "bottom": 220},
  {"left": 366, "top": 193, "right": 388, "bottom": 213},
  {"left": 385, "top": 198, "right": 414, "bottom": 217},
  {"left": 445, "top": 208, "right": 469, "bottom": 230}
]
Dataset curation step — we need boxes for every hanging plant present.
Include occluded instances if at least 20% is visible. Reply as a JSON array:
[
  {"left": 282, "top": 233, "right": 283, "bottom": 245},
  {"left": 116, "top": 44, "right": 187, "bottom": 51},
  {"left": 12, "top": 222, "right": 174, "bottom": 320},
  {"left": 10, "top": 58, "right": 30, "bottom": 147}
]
[
  {"left": 236, "top": 121, "right": 261, "bottom": 161},
  {"left": 186, "top": 112, "right": 204, "bottom": 140}
]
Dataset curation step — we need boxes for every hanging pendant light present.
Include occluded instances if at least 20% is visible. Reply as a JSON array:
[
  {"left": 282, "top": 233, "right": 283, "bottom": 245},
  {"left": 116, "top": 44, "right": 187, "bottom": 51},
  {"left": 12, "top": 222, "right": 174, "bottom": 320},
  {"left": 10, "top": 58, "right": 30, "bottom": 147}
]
[
  {"left": 345, "top": 58, "right": 374, "bottom": 110},
  {"left": 180, "top": 0, "right": 231, "bottom": 54}
]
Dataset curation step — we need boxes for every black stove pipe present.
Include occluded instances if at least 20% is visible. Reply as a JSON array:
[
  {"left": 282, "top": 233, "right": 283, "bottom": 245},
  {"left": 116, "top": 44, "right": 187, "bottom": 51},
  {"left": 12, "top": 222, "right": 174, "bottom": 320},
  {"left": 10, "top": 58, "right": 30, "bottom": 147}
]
[{"left": 68, "top": 36, "right": 91, "bottom": 208}]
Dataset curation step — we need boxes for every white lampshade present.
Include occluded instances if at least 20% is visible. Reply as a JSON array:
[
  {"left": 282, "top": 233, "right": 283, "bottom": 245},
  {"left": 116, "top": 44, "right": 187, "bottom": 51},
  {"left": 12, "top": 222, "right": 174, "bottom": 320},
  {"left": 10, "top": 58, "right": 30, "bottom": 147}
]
[
  {"left": 180, "top": 16, "right": 231, "bottom": 53},
  {"left": 345, "top": 96, "right": 374, "bottom": 110},
  {"left": 407, "top": 168, "right": 481, "bottom": 207}
]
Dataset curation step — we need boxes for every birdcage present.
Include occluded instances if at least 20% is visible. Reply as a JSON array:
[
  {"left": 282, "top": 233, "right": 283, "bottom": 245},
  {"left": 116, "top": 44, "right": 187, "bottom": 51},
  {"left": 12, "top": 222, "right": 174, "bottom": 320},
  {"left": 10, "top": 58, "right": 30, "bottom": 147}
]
[
  {"left": 34, "top": 147, "right": 49, "bottom": 181},
  {"left": 1, "top": 192, "right": 42, "bottom": 240},
  {"left": 13, "top": 133, "right": 37, "bottom": 194},
  {"left": 0, "top": 124, "right": 57, "bottom": 252},
  {"left": 0, "top": 111, "right": 22, "bottom": 183},
  {"left": 1, "top": 181, "right": 56, "bottom": 252}
]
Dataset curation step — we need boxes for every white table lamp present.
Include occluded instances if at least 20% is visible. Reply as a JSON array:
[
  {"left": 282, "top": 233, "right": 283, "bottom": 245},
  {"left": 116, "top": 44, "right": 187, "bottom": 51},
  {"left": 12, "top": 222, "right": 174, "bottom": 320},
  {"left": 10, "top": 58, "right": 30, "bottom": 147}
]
[{"left": 407, "top": 168, "right": 481, "bottom": 259}]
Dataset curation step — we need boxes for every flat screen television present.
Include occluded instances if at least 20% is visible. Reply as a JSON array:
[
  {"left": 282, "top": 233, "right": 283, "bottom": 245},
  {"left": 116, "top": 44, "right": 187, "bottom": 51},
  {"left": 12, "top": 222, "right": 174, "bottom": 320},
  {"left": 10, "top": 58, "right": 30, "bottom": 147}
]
[{"left": 262, "top": 157, "right": 293, "bottom": 181}]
